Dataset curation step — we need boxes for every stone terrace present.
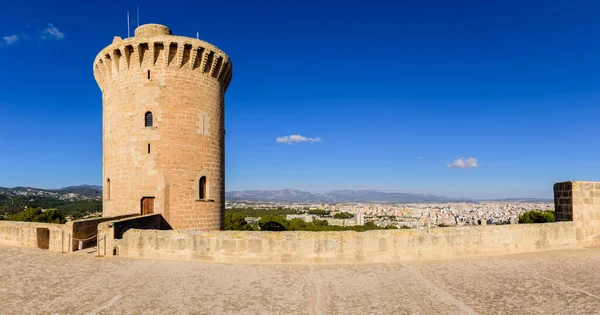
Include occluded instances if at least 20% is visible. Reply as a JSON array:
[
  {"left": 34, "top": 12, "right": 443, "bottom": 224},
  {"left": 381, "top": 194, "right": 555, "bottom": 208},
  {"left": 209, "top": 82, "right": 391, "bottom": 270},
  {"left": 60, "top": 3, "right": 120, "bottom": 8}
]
[{"left": 3, "top": 245, "right": 600, "bottom": 314}]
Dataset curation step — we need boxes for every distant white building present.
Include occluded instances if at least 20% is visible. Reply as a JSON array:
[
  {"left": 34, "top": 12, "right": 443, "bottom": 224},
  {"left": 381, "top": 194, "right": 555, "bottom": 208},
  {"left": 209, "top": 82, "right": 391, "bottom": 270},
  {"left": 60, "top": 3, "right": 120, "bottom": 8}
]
[
  {"left": 245, "top": 217, "right": 261, "bottom": 224},
  {"left": 356, "top": 211, "right": 365, "bottom": 226},
  {"left": 286, "top": 214, "right": 315, "bottom": 222}
]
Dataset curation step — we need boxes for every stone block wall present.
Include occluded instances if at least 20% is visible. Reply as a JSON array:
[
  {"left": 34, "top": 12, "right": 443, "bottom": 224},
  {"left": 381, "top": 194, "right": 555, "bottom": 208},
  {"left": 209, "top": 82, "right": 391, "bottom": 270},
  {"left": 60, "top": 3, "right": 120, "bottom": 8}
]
[
  {"left": 0, "top": 221, "right": 70, "bottom": 252},
  {"left": 0, "top": 215, "right": 139, "bottom": 253},
  {"left": 70, "top": 214, "right": 138, "bottom": 251},
  {"left": 554, "top": 181, "right": 600, "bottom": 222},
  {"left": 97, "top": 214, "right": 172, "bottom": 256},
  {"left": 554, "top": 181, "right": 573, "bottom": 221},
  {"left": 103, "top": 181, "right": 600, "bottom": 264},
  {"left": 115, "top": 222, "right": 592, "bottom": 264}
]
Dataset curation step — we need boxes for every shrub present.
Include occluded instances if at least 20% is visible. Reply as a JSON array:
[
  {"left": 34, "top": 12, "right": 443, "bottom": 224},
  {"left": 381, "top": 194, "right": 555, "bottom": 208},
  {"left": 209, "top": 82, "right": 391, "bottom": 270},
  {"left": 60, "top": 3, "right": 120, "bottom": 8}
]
[
  {"left": 259, "top": 220, "right": 287, "bottom": 231},
  {"left": 333, "top": 212, "right": 353, "bottom": 219},
  {"left": 518, "top": 210, "right": 555, "bottom": 224},
  {"left": 258, "top": 215, "right": 289, "bottom": 231},
  {"left": 225, "top": 211, "right": 402, "bottom": 232},
  {"left": 225, "top": 213, "right": 254, "bottom": 230},
  {"left": 9, "top": 207, "right": 66, "bottom": 224},
  {"left": 307, "top": 209, "right": 330, "bottom": 216}
]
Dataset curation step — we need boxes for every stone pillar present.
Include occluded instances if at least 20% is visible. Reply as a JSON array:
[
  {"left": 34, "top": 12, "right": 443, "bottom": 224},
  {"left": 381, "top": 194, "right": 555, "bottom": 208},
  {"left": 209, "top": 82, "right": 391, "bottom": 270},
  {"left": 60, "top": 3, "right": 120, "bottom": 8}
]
[{"left": 554, "top": 181, "right": 600, "bottom": 222}]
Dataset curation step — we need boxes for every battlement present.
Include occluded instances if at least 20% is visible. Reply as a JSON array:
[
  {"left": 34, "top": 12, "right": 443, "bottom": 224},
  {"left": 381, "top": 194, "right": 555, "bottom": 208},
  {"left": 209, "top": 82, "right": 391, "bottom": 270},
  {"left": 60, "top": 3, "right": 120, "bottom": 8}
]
[{"left": 93, "top": 24, "right": 232, "bottom": 91}]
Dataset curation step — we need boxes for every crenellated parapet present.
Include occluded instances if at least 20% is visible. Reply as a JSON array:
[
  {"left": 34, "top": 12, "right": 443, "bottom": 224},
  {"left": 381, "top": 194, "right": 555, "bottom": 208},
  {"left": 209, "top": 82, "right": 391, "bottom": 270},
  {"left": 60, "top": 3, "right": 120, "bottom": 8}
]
[{"left": 93, "top": 24, "right": 232, "bottom": 92}]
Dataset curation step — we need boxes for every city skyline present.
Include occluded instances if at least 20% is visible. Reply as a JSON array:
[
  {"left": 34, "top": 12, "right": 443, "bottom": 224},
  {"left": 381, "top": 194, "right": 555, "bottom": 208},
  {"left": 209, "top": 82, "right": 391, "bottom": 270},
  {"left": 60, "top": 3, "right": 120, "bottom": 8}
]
[{"left": 1, "top": 1, "right": 600, "bottom": 199}]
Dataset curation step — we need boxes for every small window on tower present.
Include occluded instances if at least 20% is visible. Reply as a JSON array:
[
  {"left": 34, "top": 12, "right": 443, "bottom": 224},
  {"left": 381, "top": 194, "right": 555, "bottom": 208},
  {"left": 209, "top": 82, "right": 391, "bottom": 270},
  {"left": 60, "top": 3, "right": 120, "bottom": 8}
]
[
  {"left": 106, "top": 178, "right": 110, "bottom": 200},
  {"left": 199, "top": 176, "right": 207, "bottom": 200},
  {"left": 145, "top": 111, "right": 153, "bottom": 127}
]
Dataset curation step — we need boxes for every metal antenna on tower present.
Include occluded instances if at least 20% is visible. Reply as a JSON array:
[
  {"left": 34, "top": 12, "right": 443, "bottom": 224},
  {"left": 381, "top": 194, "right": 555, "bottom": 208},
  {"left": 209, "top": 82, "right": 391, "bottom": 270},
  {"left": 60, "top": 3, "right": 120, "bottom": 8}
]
[
  {"left": 137, "top": 6, "right": 140, "bottom": 28},
  {"left": 127, "top": 10, "right": 130, "bottom": 37},
  {"left": 197, "top": 32, "right": 199, "bottom": 39}
]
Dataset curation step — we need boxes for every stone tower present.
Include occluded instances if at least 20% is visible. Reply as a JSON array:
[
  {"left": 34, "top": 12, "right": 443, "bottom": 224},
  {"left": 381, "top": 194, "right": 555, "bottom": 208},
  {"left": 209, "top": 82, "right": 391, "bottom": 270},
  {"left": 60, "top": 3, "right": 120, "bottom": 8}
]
[{"left": 93, "top": 24, "right": 232, "bottom": 230}]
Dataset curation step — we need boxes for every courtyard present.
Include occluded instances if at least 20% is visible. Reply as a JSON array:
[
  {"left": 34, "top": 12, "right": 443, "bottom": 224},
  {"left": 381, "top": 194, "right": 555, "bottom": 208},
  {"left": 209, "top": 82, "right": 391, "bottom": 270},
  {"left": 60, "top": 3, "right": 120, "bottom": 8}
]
[{"left": 1, "top": 245, "right": 600, "bottom": 314}]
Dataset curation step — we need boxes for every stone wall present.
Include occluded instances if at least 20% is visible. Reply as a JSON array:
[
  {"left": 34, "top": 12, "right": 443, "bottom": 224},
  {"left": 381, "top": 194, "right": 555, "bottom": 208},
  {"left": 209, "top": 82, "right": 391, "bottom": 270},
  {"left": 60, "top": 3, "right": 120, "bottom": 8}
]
[
  {"left": 0, "top": 215, "right": 139, "bottom": 253},
  {"left": 555, "top": 181, "right": 574, "bottom": 221},
  {"left": 111, "top": 181, "right": 600, "bottom": 264},
  {"left": 115, "top": 222, "right": 592, "bottom": 263},
  {"left": 0, "top": 221, "right": 70, "bottom": 252},
  {"left": 98, "top": 214, "right": 171, "bottom": 256},
  {"left": 555, "top": 181, "right": 600, "bottom": 223},
  {"left": 70, "top": 215, "right": 138, "bottom": 251}
]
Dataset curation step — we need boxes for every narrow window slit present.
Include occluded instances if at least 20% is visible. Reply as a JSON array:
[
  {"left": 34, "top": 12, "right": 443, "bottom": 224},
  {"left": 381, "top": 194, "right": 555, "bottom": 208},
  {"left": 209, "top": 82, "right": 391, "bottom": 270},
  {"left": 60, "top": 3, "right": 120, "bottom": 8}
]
[
  {"left": 106, "top": 178, "right": 110, "bottom": 200},
  {"left": 145, "top": 111, "right": 153, "bottom": 127},
  {"left": 199, "top": 176, "right": 207, "bottom": 200}
]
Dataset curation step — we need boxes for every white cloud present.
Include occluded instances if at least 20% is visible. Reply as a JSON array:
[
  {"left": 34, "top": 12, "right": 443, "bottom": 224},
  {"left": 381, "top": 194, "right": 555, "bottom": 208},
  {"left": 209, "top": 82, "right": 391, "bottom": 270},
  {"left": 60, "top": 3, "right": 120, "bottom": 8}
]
[
  {"left": 40, "top": 23, "right": 64, "bottom": 40},
  {"left": 447, "top": 157, "right": 478, "bottom": 169},
  {"left": 276, "top": 134, "right": 322, "bottom": 144},
  {"left": 2, "top": 35, "right": 18, "bottom": 45},
  {"left": 1, "top": 23, "right": 65, "bottom": 47}
]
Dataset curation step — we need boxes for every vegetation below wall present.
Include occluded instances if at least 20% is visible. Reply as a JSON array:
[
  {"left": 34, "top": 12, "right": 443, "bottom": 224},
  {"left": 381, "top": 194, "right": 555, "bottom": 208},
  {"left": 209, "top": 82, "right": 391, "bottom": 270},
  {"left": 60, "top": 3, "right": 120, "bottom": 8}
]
[
  {"left": 518, "top": 210, "right": 556, "bottom": 223},
  {"left": 0, "top": 196, "right": 101, "bottom": 221},
  {"left": 225, "top": 211, "right": 398, "bottom": 232},
  {"left": 5, "top": 207, "right": 66, "bottom": 224},
  {"left": 227, "top": 207, "right": 299, "bottom": 217}
]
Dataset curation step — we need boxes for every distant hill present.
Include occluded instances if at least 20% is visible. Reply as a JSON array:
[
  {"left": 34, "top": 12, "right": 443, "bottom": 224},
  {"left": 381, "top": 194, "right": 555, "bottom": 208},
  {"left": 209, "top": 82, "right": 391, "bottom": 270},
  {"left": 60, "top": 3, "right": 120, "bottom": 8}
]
[
  {"left": 0, "top": 185, "right": 548, "bottom": 204},
  {"left": 226, "top": 189, "right": 474, "bottom": 203},
  {"left": 56, "top": 185, "right": 103, "bottom": 197},
  {"left": 0, "top": 185, "right": 102, "bottom": 201},
  {"left": 0, "top": 185, "right": 103, "bottom": 219}
]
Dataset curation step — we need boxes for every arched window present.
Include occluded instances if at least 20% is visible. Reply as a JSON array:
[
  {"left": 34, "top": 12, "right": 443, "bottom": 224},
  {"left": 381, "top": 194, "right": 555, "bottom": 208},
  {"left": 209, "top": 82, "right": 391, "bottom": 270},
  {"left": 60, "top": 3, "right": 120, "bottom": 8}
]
[
  {"left": 106, "top": 178, "right": 110, "bottom": 200},
  {"left": 145, "top": 111, "right": 153, "bottom": 127},
  {"left": 199, "top": 176, "right": 207, "bottom": 200}
]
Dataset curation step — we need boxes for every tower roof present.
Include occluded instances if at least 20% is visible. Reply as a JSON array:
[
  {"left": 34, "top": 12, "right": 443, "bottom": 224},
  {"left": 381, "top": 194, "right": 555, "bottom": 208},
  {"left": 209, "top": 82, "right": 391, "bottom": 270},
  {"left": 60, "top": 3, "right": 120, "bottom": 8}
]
[{"left": 134, "top": 24, "right": 172, "bottom": 37}]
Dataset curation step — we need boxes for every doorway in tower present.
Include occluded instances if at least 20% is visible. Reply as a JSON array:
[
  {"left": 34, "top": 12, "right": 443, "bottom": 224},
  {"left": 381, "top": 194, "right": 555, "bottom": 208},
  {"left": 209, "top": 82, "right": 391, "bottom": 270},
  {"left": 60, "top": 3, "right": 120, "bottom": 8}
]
[{"left": 141, "top": 197, "right": 155, "bottom": 215}]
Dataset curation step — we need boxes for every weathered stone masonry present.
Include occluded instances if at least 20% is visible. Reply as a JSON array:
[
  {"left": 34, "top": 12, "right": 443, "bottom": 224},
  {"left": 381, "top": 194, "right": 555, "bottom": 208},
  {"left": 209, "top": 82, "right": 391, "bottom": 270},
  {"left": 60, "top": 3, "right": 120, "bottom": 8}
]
[
  {"left": 93, "top": 24, "right": 232, "bottom": 230},
  {"left": 555, "top": 181, "right": 600, "bottom": 222}
]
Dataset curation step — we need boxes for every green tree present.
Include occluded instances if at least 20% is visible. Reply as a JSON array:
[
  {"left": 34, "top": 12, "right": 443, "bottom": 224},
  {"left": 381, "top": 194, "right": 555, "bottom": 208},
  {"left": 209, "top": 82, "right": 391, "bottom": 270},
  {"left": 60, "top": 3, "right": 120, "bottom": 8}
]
[
  {"left": 308, "top": 209, "right": 330, "bottom": 216},
  {"left": 9, "top": 207, "right": 66, "bottom": 224},
  {"left": 363, "top": 221, "right": 378, "bottom": 229},
  {"left": 314, "top": 219, "right": 329, "bottom": 227},
  {"left": 259, "top": 220, "right": 287, "bottom": 231},
  {"left": 258, "top": 215, "right": 289, "bottom": 231},
  {"left": 287, "top": 218, "right": 309, "bottom": 231},
  {"left": 519, "top": 210, "right": 556, "bottom": 224},
  {"left": 226, "top": 207, "right": 298, "bottom": 218},
  {"left": 333, "top": 212, "right": 353, "bottom": 219},
  {"left": 225, "top": 213, "right": 254, "bottom": 230}
]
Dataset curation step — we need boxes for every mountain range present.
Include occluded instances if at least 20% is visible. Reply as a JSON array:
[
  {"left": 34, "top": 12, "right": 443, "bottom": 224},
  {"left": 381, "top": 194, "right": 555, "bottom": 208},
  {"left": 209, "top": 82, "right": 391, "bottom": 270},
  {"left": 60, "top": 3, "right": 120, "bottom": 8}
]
[
  {"left": 226, "top": 189, "right": 475, "bottom": 203},
  {"left": 0, "top": 185, "right": 551, "bottom": 203},
  {"left": 0, "top": 185, "right": 102, "bottom": 201}
]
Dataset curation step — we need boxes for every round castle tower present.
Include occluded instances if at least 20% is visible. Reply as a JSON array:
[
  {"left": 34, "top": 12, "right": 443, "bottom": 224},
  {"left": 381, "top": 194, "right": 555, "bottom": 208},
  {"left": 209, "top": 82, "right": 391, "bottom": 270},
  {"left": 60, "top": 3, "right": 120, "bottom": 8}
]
[{"left": 93, "top": 24, "right": 232, "bottom": 230}]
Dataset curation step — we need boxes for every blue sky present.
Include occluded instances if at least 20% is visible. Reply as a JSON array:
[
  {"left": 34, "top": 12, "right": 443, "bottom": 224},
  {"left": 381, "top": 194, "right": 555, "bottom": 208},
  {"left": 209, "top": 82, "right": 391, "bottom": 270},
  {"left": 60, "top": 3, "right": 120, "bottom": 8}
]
[{"left": 1, "top": 0, "right": 599, "bottom": 199}]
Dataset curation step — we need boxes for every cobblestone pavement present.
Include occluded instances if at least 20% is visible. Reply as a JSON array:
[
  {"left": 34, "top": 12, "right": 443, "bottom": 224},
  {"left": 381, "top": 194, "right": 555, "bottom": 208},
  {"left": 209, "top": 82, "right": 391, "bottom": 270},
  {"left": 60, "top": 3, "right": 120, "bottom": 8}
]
[{"left": 2, "top": 245, "right": 600, "bottom": 314}]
